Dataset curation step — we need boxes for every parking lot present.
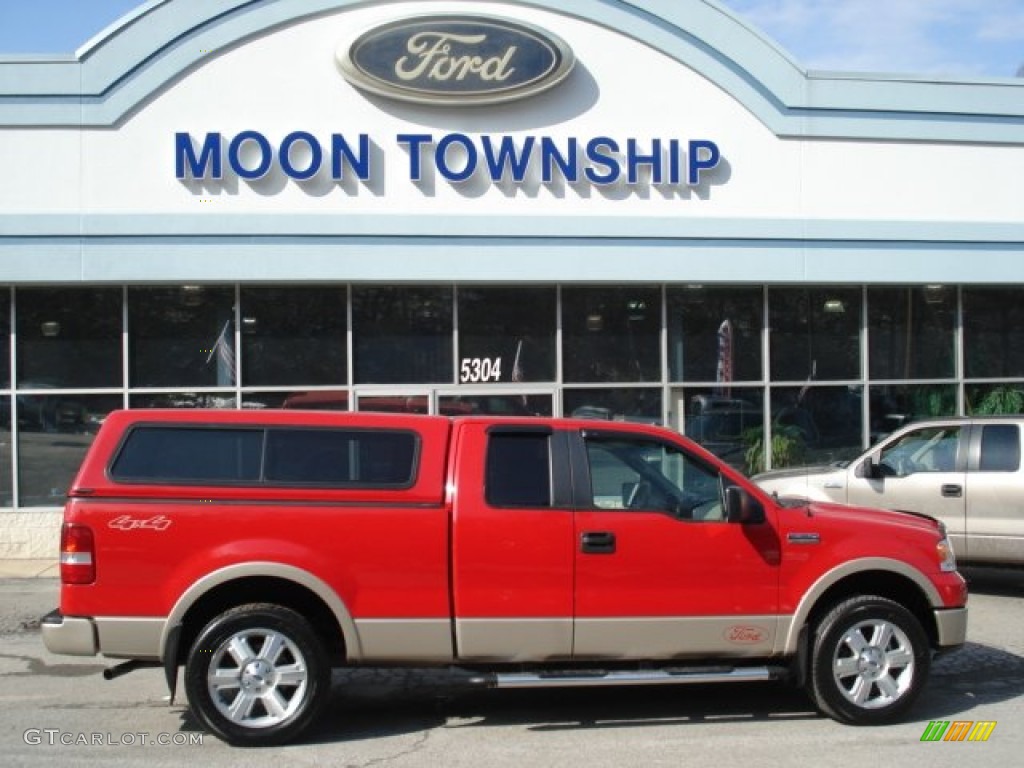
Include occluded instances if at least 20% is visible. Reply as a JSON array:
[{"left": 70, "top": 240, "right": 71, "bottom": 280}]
[{"left": 0, "top": 568, "right": 1021, "bottom": 767}]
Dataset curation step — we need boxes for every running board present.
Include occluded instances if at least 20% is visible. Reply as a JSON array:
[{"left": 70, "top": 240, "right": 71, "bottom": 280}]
[{"left": 482, "top": 666, "right": 785, "bottom": 690}]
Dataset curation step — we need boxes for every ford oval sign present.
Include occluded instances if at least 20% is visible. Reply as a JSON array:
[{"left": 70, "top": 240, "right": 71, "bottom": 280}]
[{"left": 337, "top": 15, "right": 575, "bottom": 106}]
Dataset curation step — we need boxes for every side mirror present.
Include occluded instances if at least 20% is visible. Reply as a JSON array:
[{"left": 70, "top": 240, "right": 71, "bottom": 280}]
[
  {"left": 725, "top": 485, "right": 766, "bottom": 525},
  {"left": 859, "top": 456, "right": 882, "bottom": 479}
]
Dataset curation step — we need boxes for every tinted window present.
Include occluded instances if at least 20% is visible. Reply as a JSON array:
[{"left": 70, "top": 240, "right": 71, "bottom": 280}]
[
  {"left": 979, "top": 425, "right": 1020, "bottom": 472},
  {"left": 111, "top": 427, "right": 262, "bottom": 483},
  {"left": 264, "top": 429, "right": 416, "bottom": 486},
  {"left": 485, "top": 432, "right": 551, "bottom": 507}
]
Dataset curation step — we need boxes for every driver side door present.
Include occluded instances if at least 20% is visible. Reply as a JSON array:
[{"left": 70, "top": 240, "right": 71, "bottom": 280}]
[{"left": 571, "top": 429, "right": 781, "bottom": 660}]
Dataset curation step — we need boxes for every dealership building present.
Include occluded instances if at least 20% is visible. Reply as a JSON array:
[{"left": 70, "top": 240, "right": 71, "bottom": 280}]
[{"left": 0, "top": 0, "right": 1022, "bottom": 558}]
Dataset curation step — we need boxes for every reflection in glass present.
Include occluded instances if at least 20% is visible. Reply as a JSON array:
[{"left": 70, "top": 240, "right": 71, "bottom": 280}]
[
  {"left": 0, "top": 404, "right": 11, "bottom": 505},
  {"left": 562, "top": 286, "right": 661, "bottom": 382},
  {"left": 966, "top": 383, "right": 1024, "bottom": 416},
  {"left": 0, "top": 290, "right": 10, "bottom": 389},
  {"left": 17, "top": 394, "right": 121, "bottom": 507},
  {"left": 17, "top": 287, "right": 122, "bottom": 388},
  {"left": 770, "top": 287, "right": 861, "bottom": 381},
  {"left": 769, "top": 385, "right": 863, "bottom": 467},
  {"left": 564, "top": 388, "right": 662, "bottom": 424},
  {"left": 242, "top": 390, "right": 350, "bottom": 411},
  {"left": 240, "top": 287, "right": 346, "bottom": 386},
  {"left": 668, "top": 285, "right": 763, "bottom": 382},
  {"left": 129, "top": 286, "right": 236, "bottom": 388},
  {"left": 963, "top": 288, "right": 1024, "bottom": 378},
  {"left": 868, "top": 286, "right": 954, "bottom": 380},
  {"left": 129, "top": 393, "right": 237, "bottom": 409},
  {"left": 439, "top": 394, "right": 552, "bottom": 416},
  {"left": 353, "top": 286, "right": 452, "bottom": 384},
  {"left": 357, "top": 395, "right": 430, "bottom": 414},
  {"left": 869, "top": 385, "right": 956, "bottom": 443},
  {"left": 458, "top": 286, "right": 556, "bottom": 383},
  {"left": 678, "top": 387, "right": 764, "bottom": 472}
]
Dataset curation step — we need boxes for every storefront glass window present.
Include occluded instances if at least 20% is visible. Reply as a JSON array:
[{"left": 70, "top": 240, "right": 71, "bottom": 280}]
[
  {"left": 869, "top": 384, "right": 957, "bottom": 443},
  {"left": 0, "top": 290, "right": 10, "bottom": 389},
  {"left": 768, "top": 385, "right": 863, "bottom": 468},
  {"left": 17, "top": 394, "right": 121, "bottom": 507},
  {"left": 240, "top": 287, "right": 347, "bottom": 386},
  {"left": 676, "top": 386, "right": 764, "bottom": 473},
  {"left": 769, "top": 287, "right": 861, "bottom": 382},
  {"left": 564, "top": 387, "right": 662, "bottom": 424},
  {"left": 242, "top": 390, "right": 349, "bottom": 410},
  {"left": 129, "top": 286, "right": 236, "bottom": 388},
  {"left": 562, "top": 286, "right": 661, "bottom": 382},
  {"left": 963, "top": 287, "right": 1024, "bottom": 379},
  {"left": 868, "top": 286, "right": 955, "bottom": 380},
  {"left": 966, "top": 383, "right": 1024, "bottom": 415},
  {"left": 667, "top": 285, "right": 762, "bottom": 383},
  {"left": 17, "top": 287, "right": 122, "bottom": 388},
  {"left": 439, "top": 394, "right": 552, "bottom": 416},
  {"left": 353, "top": 286, "right": 452, "bottom": 384},
  {"left": 0, "top": 405, "right": 11, "bottom": 506},
  {"left": 457, "top": 286, "right": 556, "bottom": 383},
  {"left": 129, "top": 393, "right": 237, "bottom": 409}
]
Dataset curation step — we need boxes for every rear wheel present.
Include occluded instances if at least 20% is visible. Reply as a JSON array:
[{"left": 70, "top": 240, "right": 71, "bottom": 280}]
[
  {"left": 184, "top": 603, "right": 330, "bottom": 746},
  {"left": 808, "top": 595, "right": 930, "bottom": 724}
]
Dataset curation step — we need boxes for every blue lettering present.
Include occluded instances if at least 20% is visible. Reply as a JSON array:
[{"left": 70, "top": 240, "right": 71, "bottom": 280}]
[
  {"left": 540, "top": 137, "right": 578, "bottom": 183},
  {"left": 688, "top": 140, "right": 720, "bottom": 185},
  {"left": 397, "top": 133, "right": 433, "bottom": 181},
  {"left": 436, "top": 133, "right": 478, "bottom": 182},
  {"left": 585, "top": 137, "right": 620, "bottom": 185},
  {"left": 668, "top": 139, "right": 682, "bottom": 185},
  {"left": 280, "top": 131, "right": 322, "bottom": 180},
  {"left": 331, "top": 134, "right": 371, "bottom": 180},
  {"left": 481, "top": 135, "right": 534, "bottom": 183},
  {"left": 175, "top": 132, "right": 222, "bottom": 179},
  {"left": 627, "top": 139, "right": 662, "bottom": 185},
  {"left": 228, "top": 131, "right": 273, "bottom": 180}
]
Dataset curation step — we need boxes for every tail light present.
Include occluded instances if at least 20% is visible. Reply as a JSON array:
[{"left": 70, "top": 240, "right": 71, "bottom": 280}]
[{"left": 60, "top": 523, "right": 95, "bottom": 584}]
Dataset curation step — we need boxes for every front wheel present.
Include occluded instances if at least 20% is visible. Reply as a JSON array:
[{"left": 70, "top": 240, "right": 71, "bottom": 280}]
[
  {"left": 184, "top": 603, "right": 330, "bottom": 746},
  {"left": 808, "top": 595, "right": 930, "bottom": 725}
]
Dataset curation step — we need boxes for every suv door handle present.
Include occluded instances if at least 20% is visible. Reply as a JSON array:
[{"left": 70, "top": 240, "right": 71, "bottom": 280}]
[
  {"left": 941, "top": 484, "right": 963, "bottom": 498},
  {"left": 581, "top": 531, "right": 616, "bottom": 554}
]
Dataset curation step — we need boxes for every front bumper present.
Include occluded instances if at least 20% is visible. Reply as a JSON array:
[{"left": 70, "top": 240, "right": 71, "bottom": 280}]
[
  {"left": 934, "top": 606, "right": 968, "bottom": 649},
  {"left": 41, "top": 609, "right": 98, "bottom": 656}
]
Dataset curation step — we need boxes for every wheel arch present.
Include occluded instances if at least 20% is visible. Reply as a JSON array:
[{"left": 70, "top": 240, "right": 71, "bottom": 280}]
[
  {"left": 782, "top": 559, "right": 942, "bottom": 655},
  {"left": 161, "top": 562, "right": 362, "bottom": 667}
]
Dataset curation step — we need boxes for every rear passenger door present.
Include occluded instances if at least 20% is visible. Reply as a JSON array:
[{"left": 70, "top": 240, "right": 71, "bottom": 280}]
[
  {"left": 964, "top": 422, "right": 1024, "bottom": 564},
  {"left": 450, "top": 424, "right": 576, "bottom": 661}
]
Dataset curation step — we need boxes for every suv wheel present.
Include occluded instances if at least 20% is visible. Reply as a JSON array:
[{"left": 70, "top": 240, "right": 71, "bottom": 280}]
[
  {"left": 184, "top": 603, "right": 330, "bottom": 746},
  {"left": 808, "top": 595, "right": 930, "bottom": 724}
]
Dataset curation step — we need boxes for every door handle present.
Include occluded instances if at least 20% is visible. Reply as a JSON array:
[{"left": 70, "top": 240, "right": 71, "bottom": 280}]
[
  {"left": 581, "top": 531, "right": 616, "bottom": 554},
  {"left": 941, "top": 484, "right": 963, "bottom": 498}
]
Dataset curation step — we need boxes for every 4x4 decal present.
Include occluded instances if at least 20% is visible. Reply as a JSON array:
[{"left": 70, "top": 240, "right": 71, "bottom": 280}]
[{"left": 108, "top": 514, "right": 172, "bottom": 532}]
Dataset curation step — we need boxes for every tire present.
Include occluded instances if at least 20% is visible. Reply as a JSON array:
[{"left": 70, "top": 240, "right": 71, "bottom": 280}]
[
  {"left": 184, "top": 603, "right": 330, "bottom": 747},
  {"left": 807, "top": 595, "right": 930, "bottom": 725}
]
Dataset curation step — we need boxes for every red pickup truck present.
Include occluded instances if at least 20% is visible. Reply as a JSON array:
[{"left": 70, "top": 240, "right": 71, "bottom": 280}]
[{"left": 42, "top": 410, "right": 967, "bottom": 746}]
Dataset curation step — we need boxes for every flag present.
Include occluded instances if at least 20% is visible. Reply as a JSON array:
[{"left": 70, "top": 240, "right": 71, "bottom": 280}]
[{"left": 206, "top": 319, "right": 236, "bottom": 386}]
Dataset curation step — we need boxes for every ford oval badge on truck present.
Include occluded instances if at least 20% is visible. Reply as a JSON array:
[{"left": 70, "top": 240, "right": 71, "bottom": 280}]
[{"left": 336, "top": 15, "right": 576, "bottom": 106}]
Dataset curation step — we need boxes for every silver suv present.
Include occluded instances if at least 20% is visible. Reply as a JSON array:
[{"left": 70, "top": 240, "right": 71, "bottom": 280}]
[{"left": 754, "top": 417, "right": 1024, "bottom": 566}]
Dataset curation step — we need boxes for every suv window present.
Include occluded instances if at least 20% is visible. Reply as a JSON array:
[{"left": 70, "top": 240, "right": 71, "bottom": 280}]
[
  {"left": 110, "top": 425, "right": 418, "bottom": 487},
  {"left": 979, "top": 424, "right": 1020, "bottom": 472},
  {"left": 585, "top": 435, "right": 724, "bottom": 520},
  {"left": 485, "top": 432, "right": 552, "bottom": 508},
  {"left": 110, "top": 427, "right": 263, "bottom": 483}
]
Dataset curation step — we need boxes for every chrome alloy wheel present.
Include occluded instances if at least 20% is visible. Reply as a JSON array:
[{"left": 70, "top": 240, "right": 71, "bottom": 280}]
[
  {"left": 207, "top": 627, "right": 310, "bottom": 729},
  {"left": 831, "top": 618, "right": 915, "bottom": 709}
]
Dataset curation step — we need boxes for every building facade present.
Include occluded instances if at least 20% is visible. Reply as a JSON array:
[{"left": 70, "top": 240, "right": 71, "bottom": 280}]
[{"left": 1, "top": 0, "right": 1023, "bottom": 557}]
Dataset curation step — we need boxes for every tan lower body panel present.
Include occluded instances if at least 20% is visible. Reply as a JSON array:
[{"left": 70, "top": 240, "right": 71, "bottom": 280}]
[
  {"left": 456, "top": 618, "right": 573, "bottom": 662},
  {"left": 94, "top": 617, "right": 166, "bottom": 659},
  {"left": 573, "top": 615, "right": 782, "bottom": 659},
  {"left": 354, "top": 619, "right": 455, "bottom": 662}
]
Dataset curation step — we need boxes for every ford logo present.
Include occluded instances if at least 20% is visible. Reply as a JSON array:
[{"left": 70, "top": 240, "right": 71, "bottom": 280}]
[{"left": 337, "top": 15, "right": 575, "bottom": 106}]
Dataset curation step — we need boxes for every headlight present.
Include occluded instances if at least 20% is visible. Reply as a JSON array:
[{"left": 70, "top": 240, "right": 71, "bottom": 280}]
[{"left": 937, "top": 536, "right": 958, "bottom": 572}]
